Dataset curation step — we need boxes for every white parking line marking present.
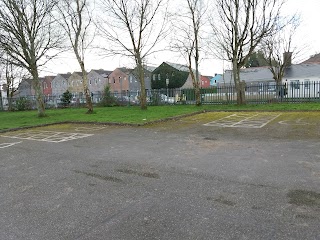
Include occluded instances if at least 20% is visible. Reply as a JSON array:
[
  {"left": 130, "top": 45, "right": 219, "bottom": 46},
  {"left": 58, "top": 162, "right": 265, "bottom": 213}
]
[
  {"left": 204, "top": 113, "right": 281, "bottom": 128},
  {"left": 75, "top": 126, "right": 106, "bottom": 132},
  {"left": 2, "top": 130, "right": 93, "bottom": 143},
  {"left": 278, "top": 118, "right": 315, "bottom": 126},
  {"left": 0, "top": 141, "right": 22, "bottom": 149}
]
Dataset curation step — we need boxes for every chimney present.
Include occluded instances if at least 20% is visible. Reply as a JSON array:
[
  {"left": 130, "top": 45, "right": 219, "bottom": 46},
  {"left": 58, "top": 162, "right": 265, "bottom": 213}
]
[{"left": 283, "top": 52, "right": 292, "bottom": 67}]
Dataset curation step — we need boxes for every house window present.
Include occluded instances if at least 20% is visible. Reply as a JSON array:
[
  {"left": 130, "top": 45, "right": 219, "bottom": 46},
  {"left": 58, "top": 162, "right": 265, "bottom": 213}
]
[
  {"left": 95, "top": 79, "right": 98, "bottom": 84},
  {"left": 153, "top": 74, "right": 156, "bottom": 81},
  {"left": 113, "top": 77, "right": 115, "bottom": 83},
  {"left": 268, "top": 82, "right": 276, "bottom": 92},
  {"left": 129, "top": 75, "right": 133, "bottom": 83},
  {"left": 89, "top": 79, "right": 92, "bottom": 85},
  {"left": 291, "top": 80, "right": 300, "bottom": 90},
  {"left": 158, "top": 74, "right": 161, "bottom": 80}
]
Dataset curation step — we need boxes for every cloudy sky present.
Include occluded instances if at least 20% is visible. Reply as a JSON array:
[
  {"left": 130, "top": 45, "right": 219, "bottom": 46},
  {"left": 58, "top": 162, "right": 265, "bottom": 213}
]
[{"left": 41, "top": 0, "right": 320, "bottom": 77}]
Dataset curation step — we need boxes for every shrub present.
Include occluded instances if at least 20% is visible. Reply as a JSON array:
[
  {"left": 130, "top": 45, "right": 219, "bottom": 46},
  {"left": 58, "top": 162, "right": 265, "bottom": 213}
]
[
  {"left": 15, "top": 97, "right": 32, "bottom": 111},
  {"left": 61, "top": 90, "right": 72, "bottom": 107},
  {"left": 99, "top": 86, "right": 117, "bottom": 107}
]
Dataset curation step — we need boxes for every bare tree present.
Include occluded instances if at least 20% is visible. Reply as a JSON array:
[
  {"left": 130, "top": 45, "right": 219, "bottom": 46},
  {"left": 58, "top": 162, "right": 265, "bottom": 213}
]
[
  {"left": 0, "top": 0, "right": 61, "bottom": 116},
  {"left": 0, "top": 56, "right": 27, "bottom": 111},
  {"left": 56, "top": 0, "right": 94, "bottom": 114},
  {"left": 210, "top": 0, "right": 285, "bottom": 104},
  {"left": 261, "top": 16, "right": 301, "bottom": 85},
  {"left": 98, "top": 0, "right": 168, "bottom": 110},
  {"left": 171, "top": 0, "right": 207, "bottom": 106}
]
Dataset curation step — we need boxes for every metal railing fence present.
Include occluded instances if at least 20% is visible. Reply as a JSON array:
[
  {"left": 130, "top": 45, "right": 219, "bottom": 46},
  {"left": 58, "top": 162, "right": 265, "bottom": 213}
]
[{"left": 1, "top": 82, "right": 319, "bottom": 110}]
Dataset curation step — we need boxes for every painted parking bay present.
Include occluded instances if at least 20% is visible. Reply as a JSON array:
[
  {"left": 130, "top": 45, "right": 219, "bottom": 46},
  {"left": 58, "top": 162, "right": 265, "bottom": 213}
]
[
  {"left": 204, "top": 112, "right": 281, "bottom": 128},
  {"left": 1, "top": 130, "right": 93, "bottom": 143}
]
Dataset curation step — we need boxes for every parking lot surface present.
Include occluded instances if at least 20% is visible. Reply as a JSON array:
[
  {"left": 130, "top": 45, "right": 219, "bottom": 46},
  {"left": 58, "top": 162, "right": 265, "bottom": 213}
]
[{"left": 0, "top": 112, "right": 320, "bottom": 239}]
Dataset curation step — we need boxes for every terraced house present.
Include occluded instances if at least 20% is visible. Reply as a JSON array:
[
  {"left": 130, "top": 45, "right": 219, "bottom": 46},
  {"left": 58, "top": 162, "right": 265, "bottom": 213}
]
[
  {"left": 88, "top": 69, "right": 112, "bottom": 103},
  {"left": 51, "top": 73, "right": 72, "bottom": 98},
  {"left": 41, "top": 76, "right": 55, "bottom": 99},
  {"left": 68, "top": 72, "right": 86, "bottom": 101},
  {"left": 17, "top": 79, "right": 35, "bottom": 97}
]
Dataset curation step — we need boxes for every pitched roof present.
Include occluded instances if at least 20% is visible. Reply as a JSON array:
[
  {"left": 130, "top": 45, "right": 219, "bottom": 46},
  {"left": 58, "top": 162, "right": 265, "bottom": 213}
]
[
  {"left": 223, "top": 64, "right": 320, "bottom": 84},
  {"left": 200, "top": 75, "right": 210, "bottom": 81},
  {"left": 91, "top": 69, "right": 113, "bottom": 76},
  {"left": 165, "top": 62, "right": 190, "bottom": 72},
  {"left": 301, "top": 53, "right": 320, "bottom": 64},
  {"left": 73, "top": 71, "right": 84, "bottom": 76},
  {"left": 117, "top": 67, "right": 134, "bottom": 73},
  {"left": 20, "top": 78, "right": 33, "bottom": 85},
  {"left": 211, "top": 74, "right": 222, "bottom": 81},
  {"left": 223, "top": 66, "right": 274, "bottom": 83},
  {"left": 59, "top": 73, "right": 72, "bottom": 79},
  {"left": 144, "top": 65, "right": 157, "bottom": 72},
  {"left": 284, "top": 64, "right": 320, "bottom": 79}
]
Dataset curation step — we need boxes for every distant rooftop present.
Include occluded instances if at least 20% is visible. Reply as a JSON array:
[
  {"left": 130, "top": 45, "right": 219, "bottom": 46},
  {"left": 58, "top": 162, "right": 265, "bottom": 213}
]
[
  {"left": 91, "top": 69, "right": 113, "bottom": 76},
  {"left": 223, "top": 63, "right": 320, "bottom": 83},
  {"left": 59, "top": 73, "right": 72, "bottom": 79},
  {"left": 144, "top": 65, "right": 157, "bottom": 72},
  {"left": 285, "top": 63, "right": 320, "bottom": 79},
  {"left": 301, "top": 53, "right": 320, "bottom": 64},
  {"left": 165, "top": 62, "right": 190, "bottom": 72}
]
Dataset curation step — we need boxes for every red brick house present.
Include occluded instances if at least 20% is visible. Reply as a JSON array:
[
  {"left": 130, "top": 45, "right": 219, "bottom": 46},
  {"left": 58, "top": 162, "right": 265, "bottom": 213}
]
[
  {"left": 41, "top": 76, "right": 55, "bottom": 97},
  {"left": 200, "top": 75, "right": 211, "bottom": 88},
  {"left": 108, "top": 68, "right": 132, "bottom": 96}
]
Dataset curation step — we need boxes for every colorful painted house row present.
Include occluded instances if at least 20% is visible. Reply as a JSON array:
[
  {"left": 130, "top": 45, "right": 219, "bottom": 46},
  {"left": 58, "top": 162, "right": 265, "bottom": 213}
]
[{"left": 16, "top": 62, "right": 221, "bottom": 100}]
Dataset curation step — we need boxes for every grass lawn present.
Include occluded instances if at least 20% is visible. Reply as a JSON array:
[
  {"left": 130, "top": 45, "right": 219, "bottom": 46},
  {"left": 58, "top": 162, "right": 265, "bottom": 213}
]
[{"left": 0, "top": 103, "right": 319, "bottom": 131}]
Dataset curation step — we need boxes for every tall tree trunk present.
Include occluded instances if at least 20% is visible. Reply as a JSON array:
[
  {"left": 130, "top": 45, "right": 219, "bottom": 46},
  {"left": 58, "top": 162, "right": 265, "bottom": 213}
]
[
  {"left": 79, "top": 61, "right": 93, "bottom": 113},
  {"left": 136, "top": 56, "right": 147, "bottom": 110},
  {"left": 188, "top": 50, "right": 201, "bottom": 106},
  {"left": 195, "top": 60, "right": 201, "bottom": 106},
  {"left": 7, "top": 87, "right": 12, "bottom": 111},
  {"left": 189, "top": 67, "right": 201, "bottom": 106},
  {"left": 139, "top": 68, "right": 147, "bottom": 110},
  {"left": 195, "top": 83, "right": 201, "bottom": 106},
  {"left": 31, "top": 66, "right": 46, "bottom": 117},
  {"left": 232, "top": 60, "right": 245, "bottom": 105},
  {"left": 194, "top": 20, "right": 201, "bottom": 107},
  {"left": 0, "top": 86, "right": 2, "bottom": 111}
]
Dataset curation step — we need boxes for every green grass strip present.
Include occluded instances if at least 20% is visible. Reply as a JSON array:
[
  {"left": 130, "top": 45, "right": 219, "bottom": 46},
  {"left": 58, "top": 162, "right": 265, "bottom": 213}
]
[{"left": 0, "top": 103, "right": 319, "bottom": 131}]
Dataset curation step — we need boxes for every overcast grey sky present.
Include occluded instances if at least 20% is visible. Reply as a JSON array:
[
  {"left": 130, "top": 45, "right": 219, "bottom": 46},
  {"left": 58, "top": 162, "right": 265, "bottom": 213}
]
[{"left": 40, "top": 0, "right": 320, "bottom": 77}]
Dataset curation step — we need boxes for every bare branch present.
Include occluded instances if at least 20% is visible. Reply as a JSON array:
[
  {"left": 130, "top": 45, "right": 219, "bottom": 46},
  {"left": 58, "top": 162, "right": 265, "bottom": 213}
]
[
  {"left": 209, "top": 0, "right": 285, "bottom": 104},
  {"left": 0, "top": 0, "right": 62, "bottom": 116},
  {"left": 56, "top": 0, "right": 95, "bottom": 113},
  {"left": 97, "top": 0, "right": 169, "bottom": 109},
  {"left": 260, "top": 14, "right": 303, "bottom": 84}
]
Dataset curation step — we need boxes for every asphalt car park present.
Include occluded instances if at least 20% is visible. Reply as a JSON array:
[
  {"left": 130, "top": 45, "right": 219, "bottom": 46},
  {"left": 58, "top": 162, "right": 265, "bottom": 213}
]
[{"left": 0, "top": 112, "right": 320, "bottom": 239}]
